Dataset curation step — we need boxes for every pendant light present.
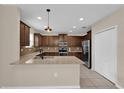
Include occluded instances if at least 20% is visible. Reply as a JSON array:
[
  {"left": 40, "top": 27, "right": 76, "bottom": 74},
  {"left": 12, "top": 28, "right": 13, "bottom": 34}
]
[{"left": 44, "top": 9, "right": 52, "bottom": 32}]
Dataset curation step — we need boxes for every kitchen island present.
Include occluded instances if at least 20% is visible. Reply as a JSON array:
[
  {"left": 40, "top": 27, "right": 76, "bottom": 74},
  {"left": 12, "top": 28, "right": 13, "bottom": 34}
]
[{"left": 9, "top": 54, "right": 83, "bottom": 89}]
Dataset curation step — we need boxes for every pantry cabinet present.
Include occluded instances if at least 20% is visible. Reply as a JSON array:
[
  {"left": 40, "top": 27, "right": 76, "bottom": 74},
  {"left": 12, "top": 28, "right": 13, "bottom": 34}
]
[
  {"left": 20, "top": 21, "right": 30, "bottom": 46},
  {"left": 34, "top": 33, "right": 42, "bottom": 47}
]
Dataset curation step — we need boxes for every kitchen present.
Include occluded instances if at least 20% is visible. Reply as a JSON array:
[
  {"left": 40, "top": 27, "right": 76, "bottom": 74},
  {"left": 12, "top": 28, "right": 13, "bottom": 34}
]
[
  {"left": 18, "top": 20, "right": 91, "bottom": 88},
  {"left": 0, "top": 4, "right": 124, "bottom": 89},
  {"left": 20, "top": 23, "right": 91, "bottom": 62}
]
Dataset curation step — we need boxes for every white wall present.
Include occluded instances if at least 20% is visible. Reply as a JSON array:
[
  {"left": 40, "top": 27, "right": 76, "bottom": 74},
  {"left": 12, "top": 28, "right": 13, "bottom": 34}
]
[{"left": 0, "top": 5, "right": 20, "bottom": 86}]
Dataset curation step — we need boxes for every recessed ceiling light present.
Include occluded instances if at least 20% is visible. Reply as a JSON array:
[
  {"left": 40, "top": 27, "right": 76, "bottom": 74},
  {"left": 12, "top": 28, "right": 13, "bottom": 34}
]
[
  {"left": 80, "top": 18, "right": 84, "bottom": 21},
  {"left": 44, "top": 26, "right": 47, "bottom": 28},
  {"left": 37, "top": 17, "right": 42, "bottom": 20},
  {"left": 73, "top": 26, "right": 76, "bottom": 28}
]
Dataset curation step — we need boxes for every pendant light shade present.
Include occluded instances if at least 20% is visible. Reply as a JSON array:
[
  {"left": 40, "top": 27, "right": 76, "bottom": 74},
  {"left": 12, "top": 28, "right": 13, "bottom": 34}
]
[{"left": 45, "top": 9, "right": 52, "bottom": 32}]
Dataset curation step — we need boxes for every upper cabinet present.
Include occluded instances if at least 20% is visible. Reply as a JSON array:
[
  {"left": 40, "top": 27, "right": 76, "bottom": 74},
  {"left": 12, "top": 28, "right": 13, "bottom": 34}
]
[
  {"left": 58, "top": 34, "right": 82, "bottom": 47},
  {"left": 20, "top": 21, "right": 30, "bottom": 46},
  {"left": 33, "top": 33, "right": 83, "bottom": 47},
  {"left": 42, "top": 36, "right": 58, "bottom": 47},
  {"left": 34, "top": 33, "right": 42, "bottom": 47},
  {"left": 67, "top": 36, "right": 83, "bottom": 47},
  {"left": 83, "top": 31, "right": 91, "bottom": 40}
]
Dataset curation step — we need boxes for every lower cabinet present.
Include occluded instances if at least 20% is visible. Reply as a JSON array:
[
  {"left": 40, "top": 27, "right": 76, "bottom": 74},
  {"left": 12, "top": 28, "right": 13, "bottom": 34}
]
[
  {"left": 68, "top": 52, "right": 82, "bottom": 60},
  {"left": 43, "top": 52, "right": 82, "bottom": 60},
  {"left": 44, "top": 52, "right": 59, "bottom": 56}
]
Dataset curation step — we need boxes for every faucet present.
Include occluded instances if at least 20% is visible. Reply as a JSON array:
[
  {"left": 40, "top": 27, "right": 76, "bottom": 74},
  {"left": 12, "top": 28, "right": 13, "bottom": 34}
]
[{"left": 39, "top": 48, "right": 44, "bottom": 59}]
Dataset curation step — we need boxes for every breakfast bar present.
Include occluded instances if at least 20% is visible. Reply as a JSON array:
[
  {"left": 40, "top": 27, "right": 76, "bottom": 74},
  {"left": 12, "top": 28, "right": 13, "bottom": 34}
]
[{"left": 10, "top": 56, "right": 83, "bottom": 89}]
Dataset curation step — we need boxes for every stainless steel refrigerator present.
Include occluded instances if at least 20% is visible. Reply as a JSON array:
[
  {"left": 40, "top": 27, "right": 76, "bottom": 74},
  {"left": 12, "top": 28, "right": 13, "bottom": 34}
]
[{"left": 82, "top": 40, "right": 91, "bottom": 68}]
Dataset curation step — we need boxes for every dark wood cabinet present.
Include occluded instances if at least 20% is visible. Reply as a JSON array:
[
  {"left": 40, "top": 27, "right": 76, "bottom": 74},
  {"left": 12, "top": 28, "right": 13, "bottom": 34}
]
[
  {"left": 44, "top": 52, "right": 59, "bottom": 56},
  {"left": 34, "top": 33, "right": 42, "bottom": 47},
  {"left": 25, "top": 25, "right": 30, "bottom": 45},
  {"left": 42, "top": 36, "right": 58, "bottom": 47},
  {"left": 20, "top": 21, "right": 30, "bottom": 46},
  {"left": 35, "top": 35, "right": 83, "bottom": 47},
  {"left": 42, "top": 36, "right": 49, "bottom": 46},
  {"left": 68, "top": 52, "right": 82, "bottom": 60},
  {"left": 20, "top": 22, "right": 25, "bottom": 46},
  {"left": 83, "top": 31, "right": 91, "bottom": 40},
  {"left": 67, "top": 36, "right": 83, "bottom": 47}
]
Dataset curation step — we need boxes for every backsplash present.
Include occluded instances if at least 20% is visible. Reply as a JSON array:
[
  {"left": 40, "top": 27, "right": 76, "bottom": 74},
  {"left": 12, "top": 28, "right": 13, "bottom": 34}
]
[
  {"left": 41, "top": 47, "right": 82, "bottom": 52},
  {"left": 68, "top": 47, "right": 82, "bottom": 52},
  {"left": 20, "top": 46, "right": 37, "bottom": 56},
  {"left": 20, "top": 46, "right": 82, "bottom": 56}
]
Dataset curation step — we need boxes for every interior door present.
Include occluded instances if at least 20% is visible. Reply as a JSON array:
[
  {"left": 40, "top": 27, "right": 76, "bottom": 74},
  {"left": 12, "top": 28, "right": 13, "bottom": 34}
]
[{"left": 94, "top": 26, "right": 117, "bottom": 83}]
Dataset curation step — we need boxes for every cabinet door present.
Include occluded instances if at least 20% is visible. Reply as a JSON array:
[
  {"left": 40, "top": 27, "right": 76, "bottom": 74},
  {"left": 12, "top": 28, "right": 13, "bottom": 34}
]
[
  {"left": 34, "top": 34, "right": 39, "bottom": 47},
  {"left": 20, "top": 21, "right": 30, "bottom": 46},
  {"left": 67, "top": 36, "right": 82, "bottom": 47},
  {"left": 34, "top": 33, "right": 42, "bottom": 47},
  {"left": 25, "top": 25, "right": 30, "bottom": 46},
  {"left": 42, "top": 36, "right": 49, "bottom": 46},
  {"left": 67, "top": 36, "right": 72, "bottom": 46},
  {"left": 39, "top": 34, "right": 42, "bottom": 47},
  {"left": 54, "top": 36, "right": 59, "bottom": 46},
  {"left": 68, "top": 52, "right": 73, "bottom": 56},
  {"left": 20, "top": 22, "right": 25, "bottom": 46},
  {"left": 63, "top": 34, "right": 68, "bottom": 41},
  {"left": 48, "top": 36, "right": 59, "bottom": 46},
  {"left": 48, "top": 36, "right": 54, "bottom": 46},
  {"left": 75, "top": 53, "right": 82, "bottom": 60},
  {"left": 75, "top": 36, "right": 82, "bottom": 46}
]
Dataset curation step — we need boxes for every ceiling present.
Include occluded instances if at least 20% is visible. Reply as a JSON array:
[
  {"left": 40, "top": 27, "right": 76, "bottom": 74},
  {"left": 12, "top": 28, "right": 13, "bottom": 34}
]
[{"left": 17, "top": 4, "right": 123, "bottom": 35}]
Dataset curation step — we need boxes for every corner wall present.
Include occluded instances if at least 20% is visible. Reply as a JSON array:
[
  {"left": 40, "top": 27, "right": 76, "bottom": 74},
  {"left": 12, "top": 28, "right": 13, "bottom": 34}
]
[
  {"left": 0, "top": 5, "right": 20, "bottom": 86},
  {"left": 92, "top": 6, "right": 124, "bottom": 88}
]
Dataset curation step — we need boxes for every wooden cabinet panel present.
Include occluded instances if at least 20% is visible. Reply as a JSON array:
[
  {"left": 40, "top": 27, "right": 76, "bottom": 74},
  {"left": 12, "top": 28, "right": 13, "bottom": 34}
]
[
  {"left": 20, "top": 22, "right": 25, "bottom": 46},
  {"left": 83, "top": 31, "right": 91, "bottom": 40},
  {"left": 42, "top": 36, "right": 49, "bottom": 46},
  {"left": 42, "top": 36, "right": 58, "bottom": 47},
  {"left": 48, "top": 36, "right": 58, "bottom": 46},
  {"left": 67, "top": 36, "right": 82, "bottom": 47},
  {"left": 48, "top": 36, "right": 54, "bottom": 46},
  {"left": 25, "top": 25, "right": 30, "bottom": 45},
  {"left": 42, "top": 35, "right": 82, "bottom": 47},
  {"left": 64, "top": 34, "right": 68, "bottom": 42},
  {"left": 34, "top": 33, "right": 42, "bottom": 47},
  {"left": 20, "top": 21, "right": 30, "bottom": 46},
  {"left": 68, "top": 52, "right": 82, "bottom": 60},
  {"left": 54, "top": 36, "right": 59, "bottom": 46},
  {"left": 39, "top": 35, "right": 42, "bottom": 46},
  {"left": 44, "top": 52, "right": 59, "bottom": 56}
]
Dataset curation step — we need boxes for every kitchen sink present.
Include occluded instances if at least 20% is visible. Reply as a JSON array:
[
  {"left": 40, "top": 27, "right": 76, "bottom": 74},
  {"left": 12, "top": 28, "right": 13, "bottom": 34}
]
[{"left": 34, "top": 56, "right": 54, "bottom": 59}]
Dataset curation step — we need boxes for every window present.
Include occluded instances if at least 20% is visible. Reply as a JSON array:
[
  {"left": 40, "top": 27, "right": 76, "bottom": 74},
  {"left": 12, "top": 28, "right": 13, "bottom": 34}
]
[{"left": 25, "top": 32, "right": 34, "bottom": 48}]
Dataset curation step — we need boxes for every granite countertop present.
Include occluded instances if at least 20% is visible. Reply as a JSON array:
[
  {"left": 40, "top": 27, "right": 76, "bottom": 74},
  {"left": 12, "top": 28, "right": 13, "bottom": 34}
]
[
  {"left": 68, "top": 51, "right": 82, "bottom": 53},
  {"left": 11, "top": 53, "right": 83, "bottom": 65},
  {"left": 43, "top": 51, "right": 82, "bottom": 53}
]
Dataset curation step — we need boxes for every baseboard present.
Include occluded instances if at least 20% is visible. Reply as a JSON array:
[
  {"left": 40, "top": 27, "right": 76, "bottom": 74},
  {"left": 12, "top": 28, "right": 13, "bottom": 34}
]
[
  {"left": 115, "top": 83, "right": 124, "bottom": 89},
  {"left": 1, "top": 85, "right": 80, "bottom": 89}
]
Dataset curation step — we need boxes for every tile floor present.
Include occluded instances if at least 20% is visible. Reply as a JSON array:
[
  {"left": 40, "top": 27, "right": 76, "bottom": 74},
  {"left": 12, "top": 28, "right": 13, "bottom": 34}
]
[{"left": 80, "top": 64, "right": 118, "bottom": 89}]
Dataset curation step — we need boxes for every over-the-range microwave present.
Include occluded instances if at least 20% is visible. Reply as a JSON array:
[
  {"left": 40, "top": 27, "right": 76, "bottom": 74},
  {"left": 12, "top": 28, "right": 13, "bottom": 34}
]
[{"left": 58, "top": 41, "right": 68, "bottom": 46}]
